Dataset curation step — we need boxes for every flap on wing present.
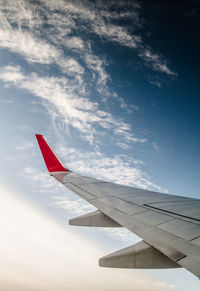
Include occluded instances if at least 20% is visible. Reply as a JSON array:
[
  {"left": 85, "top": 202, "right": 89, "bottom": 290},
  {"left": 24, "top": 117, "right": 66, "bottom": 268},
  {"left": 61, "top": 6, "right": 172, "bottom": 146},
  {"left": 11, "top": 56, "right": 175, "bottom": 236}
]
[
  {"left": 35, "top": 134, "right": 69, "bottom": 173},
  {"left": 69, "top": 210, "right": 121, "bottom": 227},
  {"left": 99, "top": 240, "right": 179, "bottom": 269}
]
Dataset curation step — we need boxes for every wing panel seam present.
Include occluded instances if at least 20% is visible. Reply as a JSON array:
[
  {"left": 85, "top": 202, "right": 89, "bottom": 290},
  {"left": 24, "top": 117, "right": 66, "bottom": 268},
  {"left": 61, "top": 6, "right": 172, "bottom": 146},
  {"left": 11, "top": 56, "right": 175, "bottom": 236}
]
[{"left": 144, "top": 204, "right": 200, "bottom": 223}]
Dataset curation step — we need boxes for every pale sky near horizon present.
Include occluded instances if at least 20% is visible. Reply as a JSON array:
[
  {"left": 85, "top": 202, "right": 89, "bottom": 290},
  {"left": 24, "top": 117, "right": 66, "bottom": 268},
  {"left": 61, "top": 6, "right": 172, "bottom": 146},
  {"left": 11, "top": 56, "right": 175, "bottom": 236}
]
[
  {"left": 0, "top": 0, "right": 200, "bottom": 290},
  {"left": 0, "top": 183, "right": 180, "bottom": 291}
]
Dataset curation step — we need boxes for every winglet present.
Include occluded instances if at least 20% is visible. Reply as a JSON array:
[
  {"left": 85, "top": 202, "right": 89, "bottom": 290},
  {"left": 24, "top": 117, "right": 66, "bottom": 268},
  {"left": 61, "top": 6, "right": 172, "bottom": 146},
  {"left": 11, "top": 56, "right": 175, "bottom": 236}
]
[{"left": 35, "top": 134, "right": 68, "bottom": 173}]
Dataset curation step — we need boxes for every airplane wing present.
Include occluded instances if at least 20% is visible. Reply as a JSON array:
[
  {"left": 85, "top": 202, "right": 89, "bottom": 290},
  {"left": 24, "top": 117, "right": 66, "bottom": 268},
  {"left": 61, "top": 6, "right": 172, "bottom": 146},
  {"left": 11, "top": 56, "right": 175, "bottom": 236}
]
[{"left": 35, "top": 134, "right": 200, "bottom": 278}]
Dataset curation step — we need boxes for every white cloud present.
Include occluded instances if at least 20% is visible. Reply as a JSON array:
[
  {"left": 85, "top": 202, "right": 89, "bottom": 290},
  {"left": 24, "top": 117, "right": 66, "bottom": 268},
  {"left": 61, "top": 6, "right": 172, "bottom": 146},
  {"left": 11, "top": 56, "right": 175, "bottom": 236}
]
[
  {"left": 84, "top": 53, "right": 110, "bottom": 92},
  {"left": 93, "top": 21, "right": 140, "bottom": 49},
  {"left": 44, "top": 0, "right": 96, "bottom": 21},
  {"left": 58, "top": 57, "right": 84, "bottom": 76},
  {"left": 54, "top": 195, "right": 96, "bottom": 215},
  {"left": 0, "top": 0, "right": 41, "bottom": 29},
  {"left": 139, "top": 49, "right": 177, "bottom": 76},
  {"left": 102, "top": 228, "right": 140, "bottom": 243},
  {"left": 46, "top": 0, "right": 140, "bottom": 49},
  {"left": 0, "top": 6, "right": 84, "bottom": 78},
  {"left": 0, "top": 0, "right": 176, "bottom": 79},
  {"left": 0, "top": 28, "right": 61, "bottom": 64},
  {"left": 22, "top": 167, "right": 60, "bottom": 192},
  {"left": 45, "top": 0, "right": 175, "bottom": 76},
  {"left": 63, "top": 36, "right": 85, "bottom": 51},
  {"left": 0, "top": 65, "right": 24, "bottom": 84},
  {"left": 0, "top": 1, "right": 169, "bottom": 228},
  {"left": 118, "top": 96, "right": 139, "bottom": 114},
  {"left": 58, "top": 146, "right": 167, "bottom": 192},
  {"left": 0, "top": 65, "right": 146, "bottom": 146}
]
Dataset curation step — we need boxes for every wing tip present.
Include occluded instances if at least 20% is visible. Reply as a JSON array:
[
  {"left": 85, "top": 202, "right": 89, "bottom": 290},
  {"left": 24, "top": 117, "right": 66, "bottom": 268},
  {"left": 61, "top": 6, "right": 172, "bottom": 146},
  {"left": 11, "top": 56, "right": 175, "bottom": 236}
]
[{"left": 35, "top": 133, "right": 68, "bottom": 173}]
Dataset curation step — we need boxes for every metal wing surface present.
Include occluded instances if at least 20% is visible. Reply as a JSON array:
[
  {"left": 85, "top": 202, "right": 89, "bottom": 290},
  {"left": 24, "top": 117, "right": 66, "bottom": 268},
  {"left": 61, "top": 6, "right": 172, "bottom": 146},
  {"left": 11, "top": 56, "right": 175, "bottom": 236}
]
[{"left": 35, "top": 134, "right": 200, "bottom": 278}]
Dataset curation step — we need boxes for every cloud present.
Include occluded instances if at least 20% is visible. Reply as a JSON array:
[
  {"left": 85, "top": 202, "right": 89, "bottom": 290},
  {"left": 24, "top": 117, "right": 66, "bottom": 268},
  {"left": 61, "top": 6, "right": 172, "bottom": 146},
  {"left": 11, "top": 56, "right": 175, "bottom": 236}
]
[
  {"left": 56, "top": 146, "right": 167, "bottom": 192},
  {"left": 84, "top": 53, "right": 110, "bottom": 92},
  {"left": 45, "top": 0, "right": 175, "bottom": 76},
  {"left": 152, "top": 142, "right": 159, "bottom": 152},
  {"left": 0, "top": 183, "right": 178, "bottom": 291},
  {"left": 63, "top": 36, "right": 85, "bottom": 51},
  {"left": 54, "top": 195, "right": 96, "bottom": 215},
  {"left": 92, "top": 21, "right": 140, "bottom": 49},
  {"left": 102, "top": 228, "right": 140, "bottom": 243},
  {"left": 139, "top": 49, "right": 177, "bottom": 76},
  {"left": 0, "top": 5, "right": 84, "bottom": 79},
  {"left": 0, "top": 0, "right": 41, "bottom": 29},
  {"left": 0, "top": 65, "right": 24, "bottom": 84},
  {"left": 0, "top": 1, "right": 168, "bottom": 239},
  {"left": 0, "top": 0, "right": 176, "bottom": 82},
  {"left": 0, "top": 27, "right": 61, "bottom": 64},
  {"left": 22, "top": 167, "right": 61, "bottom": 193},
  {"left": 0, "top": 2, "right": 168, "bottom": 240},
  {"left": 0, "top": 0, "right": 176, "bottom": 158},
  {"left": 118, "top": 96, "right": 139, "bottom": 113},
  {"left": 0, "top": 65, "right": 146, "bottom": 146},
  {"left": 149, "top": 80, "right": 162, "bottom": 88},
  {"left": 0, "top": 26, "right": 85, "bottom": 81}
]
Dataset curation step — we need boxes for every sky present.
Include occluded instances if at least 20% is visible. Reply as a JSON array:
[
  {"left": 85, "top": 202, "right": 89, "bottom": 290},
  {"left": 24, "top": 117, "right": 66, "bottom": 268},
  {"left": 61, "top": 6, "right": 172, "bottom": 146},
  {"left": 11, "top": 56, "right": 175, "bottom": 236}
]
[{"left": 0, "top": 0, "right": 200, "bottom": 290}]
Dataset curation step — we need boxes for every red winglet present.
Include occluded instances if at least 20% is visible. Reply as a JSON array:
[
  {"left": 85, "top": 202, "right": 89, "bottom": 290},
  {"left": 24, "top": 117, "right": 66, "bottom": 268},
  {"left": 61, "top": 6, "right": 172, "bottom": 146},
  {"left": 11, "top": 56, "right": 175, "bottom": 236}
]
[{"left": 35, "top": 134, "right": 68, "bottom": 173}]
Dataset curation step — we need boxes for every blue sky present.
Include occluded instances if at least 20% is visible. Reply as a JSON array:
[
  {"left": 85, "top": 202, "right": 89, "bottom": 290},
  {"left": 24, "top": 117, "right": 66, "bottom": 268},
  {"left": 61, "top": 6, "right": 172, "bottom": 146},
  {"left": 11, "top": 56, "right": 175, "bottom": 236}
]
[{"left": 0, "top": 1, "right": 200, "bottom": 290}]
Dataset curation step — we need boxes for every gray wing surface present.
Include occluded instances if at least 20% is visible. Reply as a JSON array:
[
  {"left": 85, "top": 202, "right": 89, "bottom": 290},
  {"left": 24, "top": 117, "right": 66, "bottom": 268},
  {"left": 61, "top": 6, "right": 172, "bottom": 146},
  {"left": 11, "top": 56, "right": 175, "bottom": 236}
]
[
  {"left": 36, "top": 134, "right": 200, "bottom": 278},
  {"left": 54, "top": 171, "right": 200, "bottom": 277}
]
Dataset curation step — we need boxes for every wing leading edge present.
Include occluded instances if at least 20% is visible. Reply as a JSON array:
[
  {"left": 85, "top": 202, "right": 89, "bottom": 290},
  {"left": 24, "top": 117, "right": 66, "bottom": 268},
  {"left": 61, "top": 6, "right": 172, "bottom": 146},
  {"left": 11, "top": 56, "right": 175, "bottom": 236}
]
[{"left": 35, "top": 134, "right": 200, "bottom": 278}]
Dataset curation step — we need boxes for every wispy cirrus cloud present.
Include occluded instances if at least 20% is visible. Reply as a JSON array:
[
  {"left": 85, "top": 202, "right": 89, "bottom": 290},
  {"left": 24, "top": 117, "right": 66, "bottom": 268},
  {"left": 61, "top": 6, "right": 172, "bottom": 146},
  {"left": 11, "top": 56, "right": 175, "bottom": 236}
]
[
  {"left": 0, "top": 28, "right": 60, "bottom": 64},
  {"left": 0, "top": 65, "right": 146, "bottom": 146},
  {"left": 0, "top": 0, "right": 169, "bottom": 211},
  {"left": 139, "top": 49, "right": 177, "bottom": 76},
  {"left": 54, "top": 195, "right": 95, "bottom": 215},
  {"left": 0, "top": 0, "right": 176, "bottom": 88},
  {"left": 63, "top": 36, "right": 85, "bottom": 51},
  {"left": 1, "top": 0, "right": 167, "bottom": 236},
  {"left": 45, "top": 0, "right": 175, "bottom": 76},
  {"left": 22, "top": 167, "right": 60, "bottom": 192},
  {"left": 92, "top": 21, "right": 141, "bottom": 49},
  {"left": 58, "top": 146, "right": 167, "bottom": 192},
  {"left": 103, "top": 228, "right": 140, "bottom": 243},
  {"left": 0, "top": 26, "right": 85, "bottom": 82}
]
